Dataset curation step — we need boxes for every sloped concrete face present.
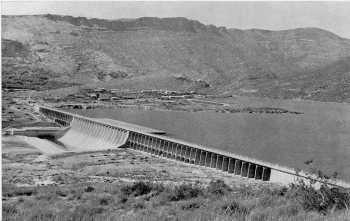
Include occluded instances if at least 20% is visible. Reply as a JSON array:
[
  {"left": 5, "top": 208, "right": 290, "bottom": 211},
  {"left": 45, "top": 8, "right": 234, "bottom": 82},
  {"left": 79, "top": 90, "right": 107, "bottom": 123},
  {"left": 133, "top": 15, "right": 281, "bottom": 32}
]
[
  {"left": 40, "top": 106, "right": 129, "bottom": 152},
  {"left": 58, "top": 118, "right": 129, "bottom": 151}
]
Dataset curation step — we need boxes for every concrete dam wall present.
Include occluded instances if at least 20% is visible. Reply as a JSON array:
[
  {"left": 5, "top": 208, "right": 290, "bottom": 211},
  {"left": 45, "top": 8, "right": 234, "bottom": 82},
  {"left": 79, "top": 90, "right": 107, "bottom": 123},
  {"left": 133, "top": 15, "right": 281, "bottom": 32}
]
[
  {"left": 59, "top": 118, "right": 129, "bottom": 151},
  {"left": 38, "top": 106, "right": 350, "bottom": 187},
  {"left": 40, "top": 107, "right": 129, "bottom": 151}
]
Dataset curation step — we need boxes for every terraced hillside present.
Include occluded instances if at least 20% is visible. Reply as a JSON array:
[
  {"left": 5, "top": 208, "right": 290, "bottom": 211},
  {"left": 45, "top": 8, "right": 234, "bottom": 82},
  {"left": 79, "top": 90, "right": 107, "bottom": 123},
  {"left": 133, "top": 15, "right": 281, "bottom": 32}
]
[{"left": 2, "top": 14, "right": 350, "bottom": 102}]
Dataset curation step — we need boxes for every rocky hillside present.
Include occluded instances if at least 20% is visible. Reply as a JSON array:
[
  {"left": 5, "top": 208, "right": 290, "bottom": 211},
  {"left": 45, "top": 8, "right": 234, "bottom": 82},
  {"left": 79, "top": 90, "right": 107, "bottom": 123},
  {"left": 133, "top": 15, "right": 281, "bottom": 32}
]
[{"left": 2, "top": 14, "right": 350, "bottom": 102}]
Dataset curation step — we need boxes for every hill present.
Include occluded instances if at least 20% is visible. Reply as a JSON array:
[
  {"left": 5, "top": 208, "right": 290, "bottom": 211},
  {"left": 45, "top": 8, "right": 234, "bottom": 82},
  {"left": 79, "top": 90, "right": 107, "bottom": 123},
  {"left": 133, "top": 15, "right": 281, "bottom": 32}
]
[{"left": 2, "top": 14, "right": 350, "bottom": 102}]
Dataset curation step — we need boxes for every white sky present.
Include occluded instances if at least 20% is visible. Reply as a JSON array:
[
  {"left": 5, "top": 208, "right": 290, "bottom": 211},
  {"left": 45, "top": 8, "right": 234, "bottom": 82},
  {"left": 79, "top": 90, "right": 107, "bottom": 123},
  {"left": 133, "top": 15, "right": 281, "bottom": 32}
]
[{"left": 2, "top": 1, "right": 350, "bottom": 39}]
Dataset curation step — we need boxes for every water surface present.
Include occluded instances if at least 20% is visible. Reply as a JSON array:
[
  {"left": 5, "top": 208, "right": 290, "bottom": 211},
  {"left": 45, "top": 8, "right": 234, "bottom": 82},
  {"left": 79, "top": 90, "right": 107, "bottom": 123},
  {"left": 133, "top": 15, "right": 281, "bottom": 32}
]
[{"left": 72, "top": 106, "right": 350, "bottom": 182}]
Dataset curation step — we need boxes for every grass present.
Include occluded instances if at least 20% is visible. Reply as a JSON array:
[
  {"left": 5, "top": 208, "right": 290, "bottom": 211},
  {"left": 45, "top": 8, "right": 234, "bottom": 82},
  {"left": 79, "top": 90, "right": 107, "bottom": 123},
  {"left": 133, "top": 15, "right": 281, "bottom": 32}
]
[{"left": 2, "top": 179, "right": 350, "bottom": 221}]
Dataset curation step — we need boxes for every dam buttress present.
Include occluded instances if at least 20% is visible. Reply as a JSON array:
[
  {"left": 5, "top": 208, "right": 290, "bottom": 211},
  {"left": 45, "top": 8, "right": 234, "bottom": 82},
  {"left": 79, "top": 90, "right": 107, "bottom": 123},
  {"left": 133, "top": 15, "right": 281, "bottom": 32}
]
[{"left": 38, "top": 106, "right": 350, "bottom": 188}]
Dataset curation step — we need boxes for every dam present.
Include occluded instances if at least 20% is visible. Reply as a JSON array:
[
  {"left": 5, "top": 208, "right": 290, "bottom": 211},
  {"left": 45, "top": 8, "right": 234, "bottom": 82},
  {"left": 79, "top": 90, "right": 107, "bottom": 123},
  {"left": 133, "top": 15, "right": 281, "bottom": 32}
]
[{"left": 38, "top": 106, "right": 350, "bottom": 187}]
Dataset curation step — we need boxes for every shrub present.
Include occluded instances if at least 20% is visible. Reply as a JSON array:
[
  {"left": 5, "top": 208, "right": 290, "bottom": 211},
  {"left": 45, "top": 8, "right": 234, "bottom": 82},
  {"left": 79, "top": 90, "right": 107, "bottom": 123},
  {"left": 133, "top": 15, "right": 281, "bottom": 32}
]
[
  {"left": 132, "top": 200, "right": 146, "bottom": 209},
  {"left": 2, "top": 184, "right": 36, "bottom": 197},
  {"left": 235, "top": 184, "right": 259, "bottom": 198},
  {"left": 274, "top": 203, "right": 301, "bottom": 218},
  {"left": 206, "top": 180, "right": 231, "bottom": 196},
  {"left": 35, "top": 186, "right": 70, "bottom": 201},
  {"left": 71, "top": 205, "right": 105, "bottom": 219},
  {"left": 118, "top": 194, "right": 129, "bottom": 204},
  {"left": 181, "top": 200, "right": 203, "bottom": 210},
  {"left": 28, "top": 209, "right": 56, "bottom": 221},
  {"left": 257, "top": 195, "right": 276, "bottom": 208},
  {"left": 68, "top": 188, "right": 84, "bottom": 200},
  {"left": 222, "top": 200, "right": 250, "bottom": 217},
  {"left": 2, "top": 203, "right": 18, "bottom": 217},
  {"left": 98, "top": 195, "right": 113, "bottom": 206},
  {"left": 165, "top": 184, "right": 203, "bottom": 201},
  {"left": 121, "top": 181, "right": 154, "bottom": 197},
  {"left": 249, "top": 209, "right": 271, "bottom": 221},
  {"left": 289, "top": 179, "right": 350, "bottom": 214},
  {"left": 85, "top": 186, "right": 95, "bottom": 192}
]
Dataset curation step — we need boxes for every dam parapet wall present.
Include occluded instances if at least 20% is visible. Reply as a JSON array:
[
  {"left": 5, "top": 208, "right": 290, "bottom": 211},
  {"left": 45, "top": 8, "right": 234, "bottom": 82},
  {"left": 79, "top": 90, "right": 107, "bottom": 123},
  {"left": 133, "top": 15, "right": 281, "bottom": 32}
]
[{"left": 38, "top": 106, "right": 350, "bottom": 188}]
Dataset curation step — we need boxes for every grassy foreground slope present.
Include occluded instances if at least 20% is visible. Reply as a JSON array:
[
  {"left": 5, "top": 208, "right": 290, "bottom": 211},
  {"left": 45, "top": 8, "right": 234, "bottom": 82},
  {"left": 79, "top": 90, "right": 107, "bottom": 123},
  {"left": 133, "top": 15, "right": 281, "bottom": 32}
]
[
  {"left": 2, "top": 135, "right": 350, "bottom": 221},
  {"left": 3, "top": 179, "right": 350, "bottom": 221},
  {"left": 2, "top": 14, "right": 350, "bottom": 102}
]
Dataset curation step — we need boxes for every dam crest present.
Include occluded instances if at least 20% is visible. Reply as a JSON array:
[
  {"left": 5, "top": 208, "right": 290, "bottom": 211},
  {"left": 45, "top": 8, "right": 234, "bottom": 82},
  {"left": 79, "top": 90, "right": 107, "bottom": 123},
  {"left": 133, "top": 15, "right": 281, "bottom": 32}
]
[{"left": 38, "top": 106, "right": 350, "bottom": 188}]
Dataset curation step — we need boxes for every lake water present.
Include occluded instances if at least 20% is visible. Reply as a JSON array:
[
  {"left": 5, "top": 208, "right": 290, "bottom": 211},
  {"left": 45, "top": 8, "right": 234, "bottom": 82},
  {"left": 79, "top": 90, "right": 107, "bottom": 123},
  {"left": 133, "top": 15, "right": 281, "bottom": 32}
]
[{"left": 71, "top": 105, "right": 350, "bottom": 182}]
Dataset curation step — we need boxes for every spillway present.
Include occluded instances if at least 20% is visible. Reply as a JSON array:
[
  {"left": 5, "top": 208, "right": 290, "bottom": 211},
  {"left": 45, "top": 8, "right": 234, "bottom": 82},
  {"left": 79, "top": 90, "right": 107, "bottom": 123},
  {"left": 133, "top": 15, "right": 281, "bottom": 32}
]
[
  {"left": 38, "top": 106, "right": 350, "bottom": 188},
  {"left": 58, "top": 117, "right": 129, "bottom": 151}
]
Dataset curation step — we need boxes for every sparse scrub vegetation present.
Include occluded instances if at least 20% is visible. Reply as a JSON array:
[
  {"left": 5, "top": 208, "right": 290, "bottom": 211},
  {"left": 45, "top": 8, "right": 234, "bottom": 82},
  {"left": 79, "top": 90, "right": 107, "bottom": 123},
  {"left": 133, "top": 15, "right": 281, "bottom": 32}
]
[
  {"left": 2, "top": 179, "right": 350, "bottom": 221},
  {"left": 288, "top": 179, "right": 350, "bottom": 214},
  {"left": 120, "top": 181, "right": 158, "bottom": 197},
  {"left": 206, "top": 179, "right": 232, "bottom": 196},
  {"left": 161, "top": 183, "right": 203, "bottom": 201}
]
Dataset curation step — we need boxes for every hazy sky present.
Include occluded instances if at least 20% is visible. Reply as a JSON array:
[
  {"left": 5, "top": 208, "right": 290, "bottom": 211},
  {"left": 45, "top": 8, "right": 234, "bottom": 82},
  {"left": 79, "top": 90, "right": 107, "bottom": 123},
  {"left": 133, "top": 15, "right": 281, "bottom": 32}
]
[{"left": 2, "top": 1, "right": 350, "bottom": 38}]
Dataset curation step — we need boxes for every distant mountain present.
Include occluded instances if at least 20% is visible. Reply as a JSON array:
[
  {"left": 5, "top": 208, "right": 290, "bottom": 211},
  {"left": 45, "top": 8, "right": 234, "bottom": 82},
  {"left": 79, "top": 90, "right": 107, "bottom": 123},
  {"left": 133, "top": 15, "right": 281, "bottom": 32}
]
[{"left": 2, "top": 14, "right": 350, "bottom": 102}]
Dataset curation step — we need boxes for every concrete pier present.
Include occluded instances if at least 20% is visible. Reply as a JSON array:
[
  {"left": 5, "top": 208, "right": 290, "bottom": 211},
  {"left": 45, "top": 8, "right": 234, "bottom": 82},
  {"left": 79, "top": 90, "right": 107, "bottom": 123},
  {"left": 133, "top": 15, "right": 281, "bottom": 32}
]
[{"left": 38, "top": 106, "right": 350, "bottom": 188}]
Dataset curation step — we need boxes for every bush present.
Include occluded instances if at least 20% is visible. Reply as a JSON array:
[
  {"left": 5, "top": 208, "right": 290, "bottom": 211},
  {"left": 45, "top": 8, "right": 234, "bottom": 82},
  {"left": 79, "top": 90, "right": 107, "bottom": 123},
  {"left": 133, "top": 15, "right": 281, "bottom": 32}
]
[
  {"left": 121, "top": 181, "right": 155, "bottom": 197},
  {"left": 28, "top": 209, "right": 56, "bottom": 221},
  {"left": 222, "top": 200, "right": 250, "bottom": 217},
  {"left": 2, "top": 184, "right": 36, "bottom": 197},
  {"left": 2, "top": 203, "right": 18, "bottom": 217},
  {"left": 71, "top": 205, "right": 105, "bottom": 218},
  {"left": 98, "top": 194, "right": 113, "bottom": 206},
  {"left": 165, "top": 184, "right": 203, "bottom": 201},
  {"left": 272, "top": 203, "right": 300, "bottom": 218},
  {"left": 85, "top": 186, "right": 95, "bottom": 192},
  {"left": 249, "top": 209, "right": 271, "bottom": 221},
  {"left": 180, "top": 199, "right": 203, "bottom": 210},
  {"left": 289, "top": 179, "right": 350, "bottom": 214},
  {"left": 118, "top": 194, "right": 129, "bottom": 204},
  {"left": 132, "top": 200, "right": 146, "bottom": 209},
  {"left": 68, "top": 187, "right": 85, "bottom": 200},
  {"left": 257, "top": 195, "right": 276, "bottom": 208},
  {"left": 234, "top": 184, "right": 259, "bottom": 198},
  {"left": 206, "top": 180, "right": 231, "bottom": 196}
]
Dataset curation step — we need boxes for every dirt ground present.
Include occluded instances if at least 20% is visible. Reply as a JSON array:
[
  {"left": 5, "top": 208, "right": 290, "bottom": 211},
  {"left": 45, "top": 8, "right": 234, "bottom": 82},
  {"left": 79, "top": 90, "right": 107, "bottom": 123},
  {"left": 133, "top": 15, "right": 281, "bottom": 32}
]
[{"left": 2, "top": 135, "right": 271, "bottom": 189}]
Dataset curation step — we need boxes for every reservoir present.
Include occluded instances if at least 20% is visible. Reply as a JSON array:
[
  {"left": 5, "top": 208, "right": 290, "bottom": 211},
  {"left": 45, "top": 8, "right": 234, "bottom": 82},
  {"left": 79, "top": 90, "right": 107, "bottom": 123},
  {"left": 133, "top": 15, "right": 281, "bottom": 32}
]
[{"left": 70, "top": 105, "right": 350, "bottom": 182}]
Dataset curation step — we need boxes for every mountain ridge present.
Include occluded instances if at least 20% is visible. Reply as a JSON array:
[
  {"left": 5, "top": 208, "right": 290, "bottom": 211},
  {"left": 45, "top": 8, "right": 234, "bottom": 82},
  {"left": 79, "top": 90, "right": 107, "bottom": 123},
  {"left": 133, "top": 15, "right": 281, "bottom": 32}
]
[{"left": 2, "top": 14, "right": 350, "bottom": 102}]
